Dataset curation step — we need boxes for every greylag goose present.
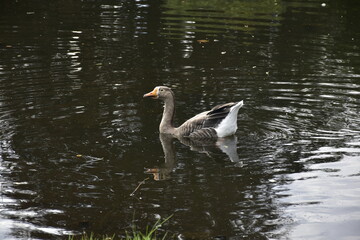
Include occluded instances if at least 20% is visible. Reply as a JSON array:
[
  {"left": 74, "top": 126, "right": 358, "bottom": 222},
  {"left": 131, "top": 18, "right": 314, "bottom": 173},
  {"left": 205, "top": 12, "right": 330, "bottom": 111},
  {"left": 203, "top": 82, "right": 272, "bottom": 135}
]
[{"left": 143, "top": 86, "right": 244, "bottom": 138}]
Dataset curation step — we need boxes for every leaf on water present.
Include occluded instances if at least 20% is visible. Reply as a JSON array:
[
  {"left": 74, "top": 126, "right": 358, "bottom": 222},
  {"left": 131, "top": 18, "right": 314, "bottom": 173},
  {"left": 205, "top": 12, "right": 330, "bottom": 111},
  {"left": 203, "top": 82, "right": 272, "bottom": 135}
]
[
  {"left": 76, "top": 154, "right": 82, "bottom": 158},
  {"left": 197, "top": 39, "right": 209, "bottom": 43},
  {"left": 145, "top": 168, "right": 159, "bottom": 173}
]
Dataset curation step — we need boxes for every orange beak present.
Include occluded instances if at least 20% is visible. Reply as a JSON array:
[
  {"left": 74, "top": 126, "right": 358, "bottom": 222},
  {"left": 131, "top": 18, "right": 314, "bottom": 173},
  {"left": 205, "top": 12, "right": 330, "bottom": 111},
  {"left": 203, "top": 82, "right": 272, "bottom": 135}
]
[{"left": 143, "top": 88, "right": 158, "bottom": 98}]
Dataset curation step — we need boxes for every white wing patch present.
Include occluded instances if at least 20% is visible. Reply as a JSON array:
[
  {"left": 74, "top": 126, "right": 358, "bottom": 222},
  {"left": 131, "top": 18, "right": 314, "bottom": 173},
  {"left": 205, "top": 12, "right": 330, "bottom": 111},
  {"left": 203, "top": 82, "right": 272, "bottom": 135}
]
[{"left": 215, "top": 101, "right": 244, "bottom": 137}]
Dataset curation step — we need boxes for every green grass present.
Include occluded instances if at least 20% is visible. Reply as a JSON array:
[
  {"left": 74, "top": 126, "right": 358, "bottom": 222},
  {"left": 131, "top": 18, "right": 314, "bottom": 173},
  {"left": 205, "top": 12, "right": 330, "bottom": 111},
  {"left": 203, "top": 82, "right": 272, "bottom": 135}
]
[
  {"left": 68, "top": 233, "right": 114, "bottom": 240},
  {"left": 68, "top": 215, "right": 172, "bottom": 240}
]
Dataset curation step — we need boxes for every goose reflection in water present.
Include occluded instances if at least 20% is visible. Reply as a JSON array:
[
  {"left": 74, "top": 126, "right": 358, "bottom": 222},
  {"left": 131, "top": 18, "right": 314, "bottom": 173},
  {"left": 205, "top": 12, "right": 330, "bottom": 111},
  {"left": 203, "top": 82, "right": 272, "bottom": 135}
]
[{"left": 146, "top": 134, "right": 241, "bottom": 181}]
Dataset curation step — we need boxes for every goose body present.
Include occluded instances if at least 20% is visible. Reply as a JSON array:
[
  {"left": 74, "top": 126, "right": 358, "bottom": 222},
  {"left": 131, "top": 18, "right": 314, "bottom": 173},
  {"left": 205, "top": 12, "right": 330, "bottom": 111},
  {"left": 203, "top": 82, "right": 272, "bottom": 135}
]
[{"left": 143, "top": 86, "right": 244, "bottom": 138}]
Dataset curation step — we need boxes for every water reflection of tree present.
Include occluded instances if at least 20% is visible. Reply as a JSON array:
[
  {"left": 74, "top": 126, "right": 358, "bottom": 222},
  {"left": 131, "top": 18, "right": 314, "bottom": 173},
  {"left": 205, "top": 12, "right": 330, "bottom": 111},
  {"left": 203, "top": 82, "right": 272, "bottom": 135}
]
[
  {"left": 0, "top": 0, "right": 359, "bottom": 239},
  {"left": 0, "top": 1, "right": 166, "bottom": 237}
]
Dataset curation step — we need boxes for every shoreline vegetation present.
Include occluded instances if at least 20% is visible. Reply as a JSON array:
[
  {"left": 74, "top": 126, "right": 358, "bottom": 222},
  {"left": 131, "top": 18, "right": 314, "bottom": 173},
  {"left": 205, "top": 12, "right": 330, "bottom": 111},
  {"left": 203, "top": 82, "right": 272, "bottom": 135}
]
[{"left": 68, "top": 215, "right": 173, "bottom": 240}]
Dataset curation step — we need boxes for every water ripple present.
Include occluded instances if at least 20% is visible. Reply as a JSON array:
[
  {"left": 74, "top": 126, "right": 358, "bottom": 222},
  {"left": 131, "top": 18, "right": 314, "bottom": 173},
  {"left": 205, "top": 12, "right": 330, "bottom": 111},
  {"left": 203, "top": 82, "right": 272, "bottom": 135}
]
[{"left": 0, "top": 0, "right": 359, "bottom": 239}]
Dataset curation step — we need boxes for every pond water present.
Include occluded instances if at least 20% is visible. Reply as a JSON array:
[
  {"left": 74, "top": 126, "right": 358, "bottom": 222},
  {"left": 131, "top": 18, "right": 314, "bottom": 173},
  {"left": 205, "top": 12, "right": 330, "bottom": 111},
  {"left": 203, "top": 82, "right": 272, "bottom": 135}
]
[{"left": 0, "top": 0, "right": 360, "bottom": 239}]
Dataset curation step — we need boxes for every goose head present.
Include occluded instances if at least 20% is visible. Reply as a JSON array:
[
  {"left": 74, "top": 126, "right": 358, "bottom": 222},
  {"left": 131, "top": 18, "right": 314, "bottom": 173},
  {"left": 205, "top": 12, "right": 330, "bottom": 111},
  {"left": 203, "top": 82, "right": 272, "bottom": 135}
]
[{"left": 143, "top": 86, "right": 173, "bottom": 101}]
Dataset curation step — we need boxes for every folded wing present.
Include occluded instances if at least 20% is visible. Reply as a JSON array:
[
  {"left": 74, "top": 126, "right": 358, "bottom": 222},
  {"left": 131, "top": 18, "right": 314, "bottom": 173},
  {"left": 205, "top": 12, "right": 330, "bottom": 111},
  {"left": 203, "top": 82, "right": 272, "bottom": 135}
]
[{"left": 177, "top": 102, "right": 240, "bottom": 138}]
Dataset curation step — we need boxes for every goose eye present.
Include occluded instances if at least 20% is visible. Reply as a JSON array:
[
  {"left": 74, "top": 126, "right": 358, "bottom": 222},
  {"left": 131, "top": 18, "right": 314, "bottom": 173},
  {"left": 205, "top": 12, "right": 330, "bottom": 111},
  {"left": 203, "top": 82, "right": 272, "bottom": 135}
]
[{"left": 160, "top": 89, "right": 164, "bottom": 92}]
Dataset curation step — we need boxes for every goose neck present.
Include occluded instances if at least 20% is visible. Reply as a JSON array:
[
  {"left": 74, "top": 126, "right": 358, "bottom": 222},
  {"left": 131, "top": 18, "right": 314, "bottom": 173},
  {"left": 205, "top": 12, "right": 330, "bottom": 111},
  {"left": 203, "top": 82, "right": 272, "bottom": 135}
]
[{"left": 160, "top": 97, "right": 176, "bottom": 134}]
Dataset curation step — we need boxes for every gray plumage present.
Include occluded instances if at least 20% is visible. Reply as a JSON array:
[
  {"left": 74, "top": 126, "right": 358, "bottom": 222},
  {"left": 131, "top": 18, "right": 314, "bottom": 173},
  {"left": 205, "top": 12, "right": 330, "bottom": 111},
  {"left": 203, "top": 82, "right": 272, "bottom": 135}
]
[{"left": 143, "top": 86, "right": 244, "bottom": 138}]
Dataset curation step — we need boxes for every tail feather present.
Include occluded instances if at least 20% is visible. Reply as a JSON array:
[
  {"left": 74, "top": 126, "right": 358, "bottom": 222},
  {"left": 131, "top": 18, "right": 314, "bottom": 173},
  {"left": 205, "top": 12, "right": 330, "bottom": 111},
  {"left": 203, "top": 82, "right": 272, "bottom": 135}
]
[{"left": 215, "top": 100, "right": 244, "bottom": 137}]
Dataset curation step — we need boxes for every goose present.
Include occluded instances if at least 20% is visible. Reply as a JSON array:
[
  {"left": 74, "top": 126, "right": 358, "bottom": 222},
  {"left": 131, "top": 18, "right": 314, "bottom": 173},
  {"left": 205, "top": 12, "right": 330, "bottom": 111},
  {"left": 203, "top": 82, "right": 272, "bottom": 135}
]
[{"left": 143, "top": 86, "right": 244, "bottom": 138}]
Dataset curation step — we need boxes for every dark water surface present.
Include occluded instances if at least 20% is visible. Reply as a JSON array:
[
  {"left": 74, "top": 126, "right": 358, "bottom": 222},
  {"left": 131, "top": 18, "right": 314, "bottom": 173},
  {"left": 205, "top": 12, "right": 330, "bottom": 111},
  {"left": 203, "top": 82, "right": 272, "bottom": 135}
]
[{"left": 1, "top": 0, "right": 360, "bottom": 239}]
